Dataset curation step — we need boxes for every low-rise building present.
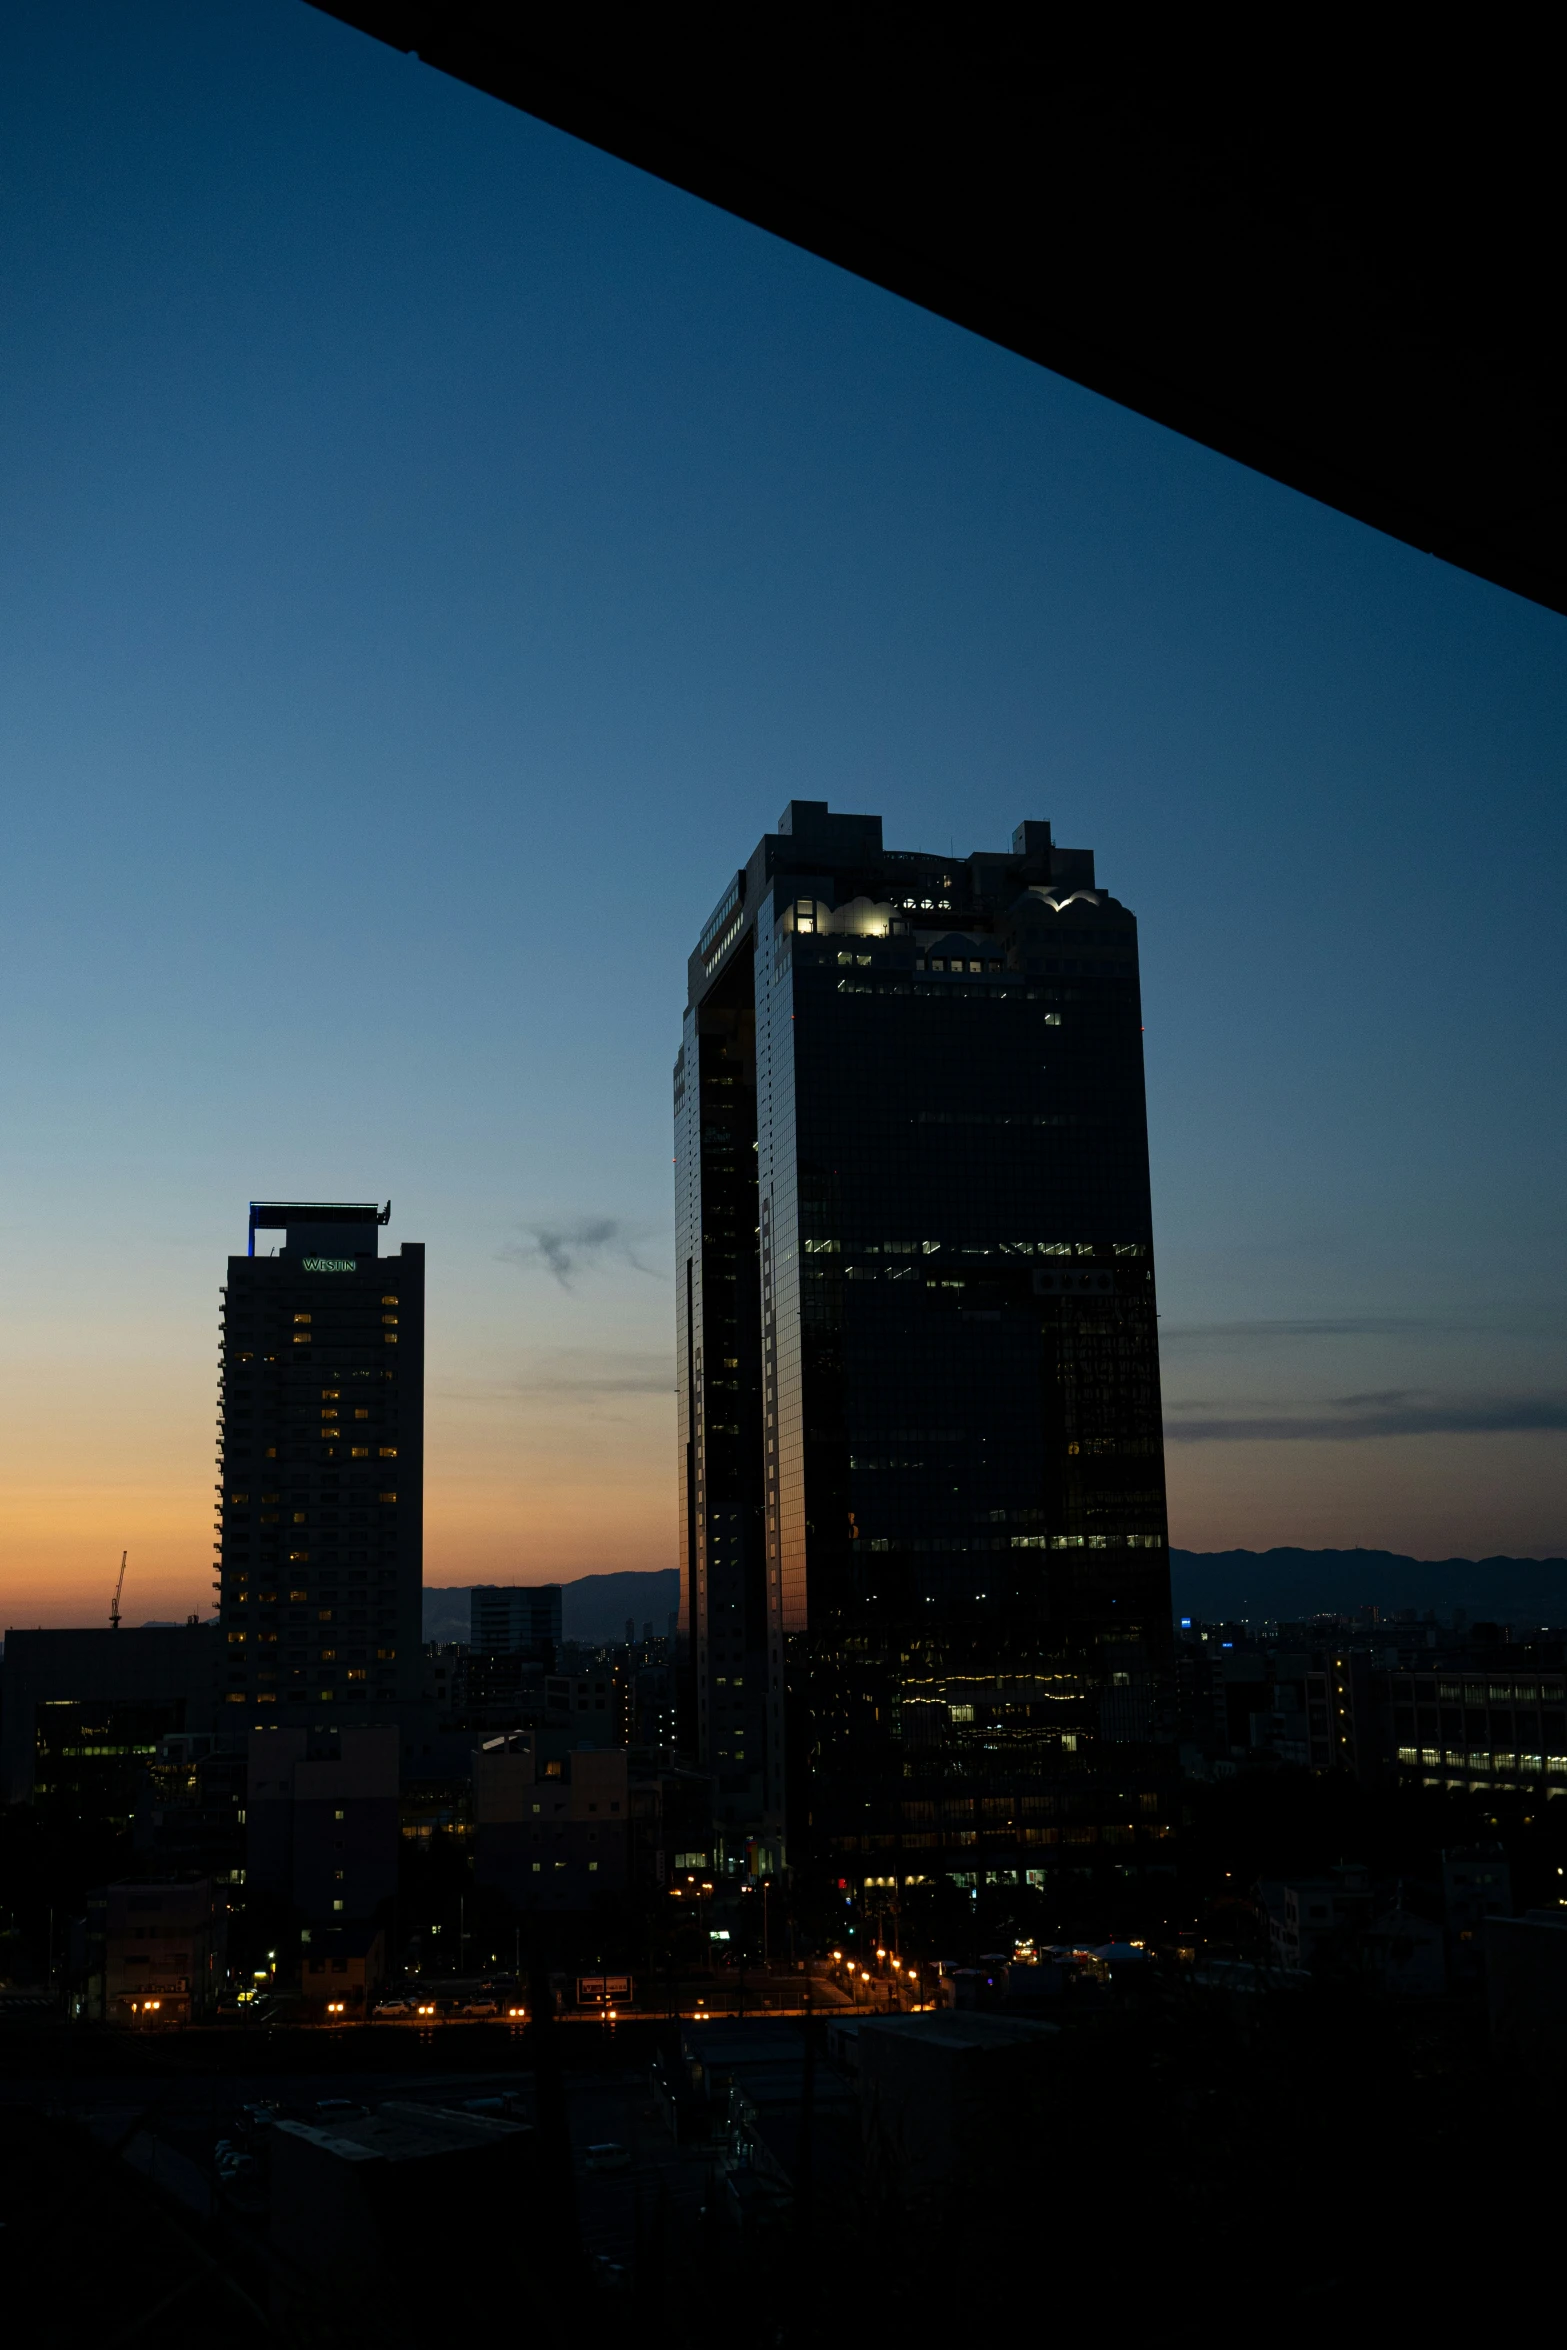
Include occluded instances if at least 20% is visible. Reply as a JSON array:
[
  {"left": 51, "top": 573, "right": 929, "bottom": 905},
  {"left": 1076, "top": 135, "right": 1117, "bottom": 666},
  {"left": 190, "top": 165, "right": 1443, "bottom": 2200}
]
[
  {"left": 270, "top": 2101, "right": 534, "bottom": 2342},
  {"left": 856, "top": 2011, "right": 1059, "bottom": 2203},
  {"left": 301, "top": 1923, "right": 386, "bottom": 2016},
  {"left": 84, "top": 1877, "right": 224, "bottom": 2024}
]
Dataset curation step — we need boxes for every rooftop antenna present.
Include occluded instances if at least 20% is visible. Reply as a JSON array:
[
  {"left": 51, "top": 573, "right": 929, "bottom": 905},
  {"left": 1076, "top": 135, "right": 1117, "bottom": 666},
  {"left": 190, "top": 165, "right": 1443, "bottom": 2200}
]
[{"left": 110, "top": 1550, "right": 127, "bottom": 1631}]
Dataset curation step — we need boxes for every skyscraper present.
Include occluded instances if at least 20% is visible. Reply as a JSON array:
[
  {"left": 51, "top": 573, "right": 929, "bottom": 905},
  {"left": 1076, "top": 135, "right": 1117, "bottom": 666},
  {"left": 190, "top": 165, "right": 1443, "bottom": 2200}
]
[
  {"left": 675, "top": 803, "right": 1172, "bottom": 1887},
  {"left": 216, "top": 1203, "right": 424, "bottom": 1726}
]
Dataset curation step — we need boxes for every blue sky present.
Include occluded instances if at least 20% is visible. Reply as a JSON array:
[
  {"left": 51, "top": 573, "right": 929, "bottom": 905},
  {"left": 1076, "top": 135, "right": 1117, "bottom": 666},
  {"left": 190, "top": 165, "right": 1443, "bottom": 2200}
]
[{"left": 3, "top": 2, "right": 1564, "bottom": 1621}]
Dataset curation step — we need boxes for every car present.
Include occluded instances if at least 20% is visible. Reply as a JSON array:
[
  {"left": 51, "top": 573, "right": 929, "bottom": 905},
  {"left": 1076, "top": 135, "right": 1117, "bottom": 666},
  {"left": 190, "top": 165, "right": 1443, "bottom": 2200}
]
[
  {"left": 372, "top": 1998, "right": 412, "bottom": 2016},
  {"left": 584, "top": 2142, "right": 631, "bottom": 2172},
  {"left": 461, "top": 1999, "right": 500, "bottom": 2016}
]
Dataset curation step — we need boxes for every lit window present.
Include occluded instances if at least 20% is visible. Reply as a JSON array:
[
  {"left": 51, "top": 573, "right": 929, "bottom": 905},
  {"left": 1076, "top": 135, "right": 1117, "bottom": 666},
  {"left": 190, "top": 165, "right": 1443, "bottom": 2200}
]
[
  {"left": 354, "top": 1408, "right": 370, "bottom": 1420},
  {"left": 228, "top": 1631, "right": 246, "bottom": 1645},
  {"left": 379, "top": 1490, "right": 397, "bottom": 1504},
  {"left": 379, "top": 1447, "right": 397, "bottom": 1459},
  {"left": 294, "top": 1313, "right": 312, "bottom": 1325},
  {"left": 381, "top": 1295, "right": 398, "bottom": 1307},
  {"left": 383, "top": 1334, "right": 397, "bottom": 1345},
  {"left": 333, "top": 1898, "right": 344, "bottom": 1911},
  {"left": 321, "top": 1648, "right": 336, "bottom": 1661},
  {"left": 321, "top": 1388, "right": 339, "bottom": 1401},
  {"left": 381, "top": 1315, "right": 398, "bottom": 1328},
  {"left": 351, "top": 1447, "right": 369, "bottom": 1458},
  {"left": 318, "top": 1609, "right": 332, "bottom": 1622},
  {"left": 293, "top": 1334, "right": 312, "bottom": 1345},
  {"left": 289, "top": 1588, "right": 307, "bottom": 1601},
  {"left": 347, "top": 1669, "right": 367, "bottom": 1682}
]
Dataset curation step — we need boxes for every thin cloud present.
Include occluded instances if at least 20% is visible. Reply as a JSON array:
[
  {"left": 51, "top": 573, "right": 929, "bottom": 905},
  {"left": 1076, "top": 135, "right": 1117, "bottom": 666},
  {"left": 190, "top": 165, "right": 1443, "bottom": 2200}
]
[
  {"left": 510, "top": 1350, "right": 674, "bottom": 1397},
  {"left": 1165, "top": 1392, "right": 1567, "bottom": 1442},
  {"left": 1159, "top": 1317, "right": 1459, "bottom": 1342},
  {"left": 433, "top": 1350, "right": 675, "bottom": 1402},
  {"left": 498, "top": 1216, "right": 664, "bottom": 1289}
]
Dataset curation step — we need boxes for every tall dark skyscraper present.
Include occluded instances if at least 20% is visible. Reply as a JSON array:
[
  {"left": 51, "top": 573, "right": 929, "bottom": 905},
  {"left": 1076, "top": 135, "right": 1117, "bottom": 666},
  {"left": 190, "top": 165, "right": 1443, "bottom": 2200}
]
[
  {"left": 676, "top": 803, "right": 1172, "bottom": 1887},
  {"left": 216, "top": 1203, "right": 424, "bottom": 1726}
]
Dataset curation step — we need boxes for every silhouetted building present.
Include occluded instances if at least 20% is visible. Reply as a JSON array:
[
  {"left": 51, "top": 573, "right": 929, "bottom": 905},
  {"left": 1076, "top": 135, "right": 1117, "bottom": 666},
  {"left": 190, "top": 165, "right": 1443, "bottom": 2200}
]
[
  {"left": 83, "top": 1877, "right": 224, "bottom": 2025},
  {"left": 301, "top": 1923, "right": 386, "bottom": 2016},
  {"left": 215, "top": 1200, "right": 424, "bottom": 1724},
  {"left": 676, "top": 801, "right": 1172, "bottom": 1879},
  {"left": 133, "top": 1730, "right": 247, "bottom": 1882},
  {"left": 245, "top": 1725, "right": 400, "bottom": 1925},
  {"left": 0, "top": 1623, "right": 216, "bottom": 1811},
  {"left": 270, "top": 2103, "right": 534, "bottom": 2343},
  {"left": 473, "top": 1731, "right": 710, "bottom": 1909},
  {"left": 470, "top": 1583, "right": 561, "bottom": 1663}
]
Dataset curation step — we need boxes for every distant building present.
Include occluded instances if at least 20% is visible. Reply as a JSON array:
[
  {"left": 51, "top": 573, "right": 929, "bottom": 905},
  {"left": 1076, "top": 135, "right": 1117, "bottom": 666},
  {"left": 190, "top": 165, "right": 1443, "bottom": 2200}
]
[
  {"left": 246, "top": 1725, "right": 399, "bottom": 1925},
  {"left": 215, "top": 1200, "right": 424, "bottom": 1726},
  {"left": 0, "top": 1623, "right": 216, "bottom": 1811},
  {"left": 472, "top": 1732, "right": 711, "bottom": 1910},
  {"left": 470, "top": 1584, "right": 561, "bottom": 1663},
  {"left": 134, "top": 1730, "right": 247, "bottom": 1885},
  {"left": 1389, "top": 1663, "right": 1567, "bottom": 1793},
  {"left": 1177, "top": 1620, "right": 1567, "bottom": 1794},
  {"left": 1444, "top": 1846, "right": 1512, "bottom": 1982},
  {"left": 84, "top": 1878, "right": 224, "bottom": 2025},
  {"left": 545, "top": 1670, "right": 629, "bottom": 1747},
  {"left": 1265, "top": 1865, "right": 1374, "bottom": 1972},
  {"left": 301, "top": 1923, "right": 386, "bottom": 2016},
  {"left": 472, "top": 1737, "right": 631, "bottom": 1909}
]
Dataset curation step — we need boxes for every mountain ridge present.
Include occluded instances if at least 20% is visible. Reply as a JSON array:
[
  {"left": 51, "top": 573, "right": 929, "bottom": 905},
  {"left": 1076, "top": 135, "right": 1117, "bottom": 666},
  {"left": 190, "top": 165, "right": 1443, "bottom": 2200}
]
[{"left": 422, "top": 1551, "right": 1567, "bottom": 1643}]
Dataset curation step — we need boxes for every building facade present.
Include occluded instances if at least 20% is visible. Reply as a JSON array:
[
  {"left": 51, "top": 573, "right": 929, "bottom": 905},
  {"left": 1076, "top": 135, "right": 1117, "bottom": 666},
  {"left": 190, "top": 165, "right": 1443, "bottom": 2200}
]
[
  {"left": 215, "top": 1201, "right": 424, "bottom": 1725},
  {"left": 0, "top": 1623, "right": 215, "bottom": 1810},
  {"left": 675, "top": 801, "right": 1174, "bottom": 1885},
  {"left": 470, "top": 1584, "right": 562, "bottom": 1663}
]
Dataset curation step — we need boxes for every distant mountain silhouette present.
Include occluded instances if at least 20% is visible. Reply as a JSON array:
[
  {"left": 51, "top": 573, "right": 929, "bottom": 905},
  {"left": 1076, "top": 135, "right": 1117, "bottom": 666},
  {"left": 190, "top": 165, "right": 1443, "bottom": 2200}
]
[
  {"left": 423, "top": 1568, "right": 680, "bottom": 1647},
  {"left": 424, "top": 1553, "right": 1567, "bottom": 1646},
  {"left": 1171, "top": 1548, "right": 1567, "bottom": 1626}
]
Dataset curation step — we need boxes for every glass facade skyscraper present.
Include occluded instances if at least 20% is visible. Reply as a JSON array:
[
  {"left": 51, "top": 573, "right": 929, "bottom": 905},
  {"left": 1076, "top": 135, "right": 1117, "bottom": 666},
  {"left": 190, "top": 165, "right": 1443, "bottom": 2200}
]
[
  {"left": 215, "top": 1202, "right": 424, "bottom": 1726},
  {"left": 676, "top": 803, "right": 1173, "bottom": 1888}
]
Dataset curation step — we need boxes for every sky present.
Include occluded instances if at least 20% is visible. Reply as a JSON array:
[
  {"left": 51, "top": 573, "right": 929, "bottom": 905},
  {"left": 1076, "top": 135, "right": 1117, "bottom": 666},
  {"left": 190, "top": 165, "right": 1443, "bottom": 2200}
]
[{"left": 2, "top": 3, "right": 1564, "bottom": 1628}]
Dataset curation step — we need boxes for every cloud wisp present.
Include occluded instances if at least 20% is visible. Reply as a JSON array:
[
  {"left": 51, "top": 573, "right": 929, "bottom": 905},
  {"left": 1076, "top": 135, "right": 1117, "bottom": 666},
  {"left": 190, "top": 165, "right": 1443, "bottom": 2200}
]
[
  {"left": 1159, "top": 1317, "right": 1460, "bottom": 1342},
  {"left": 431, "top": 1350, "right": 675, "bottom": 1406},
  {"left": 1164, "top": 1390, "right": 1567, "bottom": 1443},
  {"left": 499, "top": 1216, "right": 664, "bottom": 1290}
]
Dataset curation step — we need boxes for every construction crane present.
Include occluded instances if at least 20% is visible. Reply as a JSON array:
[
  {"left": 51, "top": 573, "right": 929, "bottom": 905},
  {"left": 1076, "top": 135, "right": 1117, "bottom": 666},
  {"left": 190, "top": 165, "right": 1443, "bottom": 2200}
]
[{"left": 110, "top": 1550, "right": 127, "bottom": 1630}]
